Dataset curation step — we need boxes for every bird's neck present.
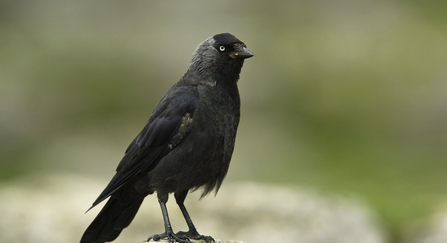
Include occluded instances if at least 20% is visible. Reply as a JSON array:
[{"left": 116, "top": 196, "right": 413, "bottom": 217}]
[{"left": 187, "top": 60, "right": 244, "bottom": 86}]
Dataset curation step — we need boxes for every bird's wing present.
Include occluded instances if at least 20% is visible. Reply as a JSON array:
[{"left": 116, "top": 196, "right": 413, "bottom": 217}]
[{"left": 88, "top": 85, "right": 199, "bottom": 210}]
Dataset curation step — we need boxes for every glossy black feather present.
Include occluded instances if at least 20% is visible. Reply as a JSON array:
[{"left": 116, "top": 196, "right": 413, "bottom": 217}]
[
  {"left": 81, "top": 33, "right": 253, "bottom": 243},
  {"left": 89, "top": 86, "right": 199, "bottom": 210}
]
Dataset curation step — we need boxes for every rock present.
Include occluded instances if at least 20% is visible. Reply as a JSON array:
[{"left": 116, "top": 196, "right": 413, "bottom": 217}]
[
  {"left": 146, "top": 240, "right": 242, "bottom": 243},
  {"left": 0, "top": 173, "right": 388, "bottom": 243}
]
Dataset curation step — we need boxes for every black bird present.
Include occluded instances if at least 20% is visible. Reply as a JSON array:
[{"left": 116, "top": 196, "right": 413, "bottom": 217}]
[{"left": 80, "top": 33, "right": 253, "bottom": 243}]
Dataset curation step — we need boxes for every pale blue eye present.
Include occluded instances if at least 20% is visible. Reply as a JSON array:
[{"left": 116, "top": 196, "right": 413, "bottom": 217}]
[{"left": 219, "top": 46, "right": 225, "bottom": 51}]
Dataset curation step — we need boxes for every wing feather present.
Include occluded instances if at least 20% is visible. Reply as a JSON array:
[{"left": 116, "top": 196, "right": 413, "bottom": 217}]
[{"left": 88, "top": 85, "right": 199, "bottom": 210}]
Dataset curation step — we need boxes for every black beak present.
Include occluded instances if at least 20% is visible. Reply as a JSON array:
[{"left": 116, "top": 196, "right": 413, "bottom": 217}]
[{"left": 230, "top": 45, "right": 254, "bottom": 59}]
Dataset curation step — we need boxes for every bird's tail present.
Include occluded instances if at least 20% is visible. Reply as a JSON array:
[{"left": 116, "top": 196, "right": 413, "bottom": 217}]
[{"left": 80, "top": 195, "right": 144, "bottom": 243}]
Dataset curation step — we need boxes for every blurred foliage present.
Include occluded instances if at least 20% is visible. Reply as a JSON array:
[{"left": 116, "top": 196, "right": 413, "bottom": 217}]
[{"left": 1, "top": 0, "right": 447, "bottom": 242}]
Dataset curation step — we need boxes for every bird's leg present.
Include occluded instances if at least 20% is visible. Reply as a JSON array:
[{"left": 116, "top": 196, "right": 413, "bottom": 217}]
[
  {"left": 174, "top": 191, "right": 215, "bottom": 243},
  {"left": 147, "top": 195, "right": 191, "bottom": 243}
]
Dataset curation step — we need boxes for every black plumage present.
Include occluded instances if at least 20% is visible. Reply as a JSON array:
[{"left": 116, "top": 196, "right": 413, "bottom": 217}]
[{"left": 80, "top": 33, "right": 253, "bottom": 243}]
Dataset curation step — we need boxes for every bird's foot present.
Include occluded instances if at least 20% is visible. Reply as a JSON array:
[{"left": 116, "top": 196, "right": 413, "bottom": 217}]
[
  {"left": 176, "top": 230, "right": 214, "bottom": 243},
  {"left": 147, "top": 231, "right": 191, "bottom": 243}
]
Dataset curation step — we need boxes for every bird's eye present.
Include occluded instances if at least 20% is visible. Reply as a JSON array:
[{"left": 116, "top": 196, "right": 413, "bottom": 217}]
[{"left": 219, "top": 46, "right": 225, "bottom": 52}]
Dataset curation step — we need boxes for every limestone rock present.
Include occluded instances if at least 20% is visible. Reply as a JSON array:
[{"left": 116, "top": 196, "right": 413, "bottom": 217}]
[
  {"left": 0, "top": 173, "right": 388, "bottom": 243},
  {"left": 146, "top": 240, "right": 242, "bottom": 243}
]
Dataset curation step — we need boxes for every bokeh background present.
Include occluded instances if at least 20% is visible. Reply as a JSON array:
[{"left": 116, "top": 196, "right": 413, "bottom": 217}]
[{"left": 1, "top": 1, "right": 447, "bottom": 243}]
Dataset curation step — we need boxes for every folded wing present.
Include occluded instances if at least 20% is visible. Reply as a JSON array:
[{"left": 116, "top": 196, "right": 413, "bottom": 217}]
[{"left": 88, "top": 85, "right": 199, "bottom": 210}]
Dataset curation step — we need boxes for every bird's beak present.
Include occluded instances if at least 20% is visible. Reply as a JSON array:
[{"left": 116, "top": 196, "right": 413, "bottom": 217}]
[{"left": 230, "top": 44, "right": 254, "bottom": 59}]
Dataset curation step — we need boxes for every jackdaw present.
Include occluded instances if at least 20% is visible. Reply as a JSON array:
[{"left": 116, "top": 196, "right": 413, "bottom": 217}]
[{"left": 80, "top": 33, "right": 253, "bottom": 243}]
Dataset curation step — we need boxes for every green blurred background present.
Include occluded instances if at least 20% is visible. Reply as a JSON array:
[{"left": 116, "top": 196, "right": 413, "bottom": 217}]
[{"left": 1, "top": 1, "right": 447, "bottom": 242}]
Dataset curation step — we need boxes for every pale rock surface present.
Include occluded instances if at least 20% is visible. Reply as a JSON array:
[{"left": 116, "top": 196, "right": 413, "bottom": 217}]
[{"left": 0, "top": 173, "right": 388, "bottom": 243}]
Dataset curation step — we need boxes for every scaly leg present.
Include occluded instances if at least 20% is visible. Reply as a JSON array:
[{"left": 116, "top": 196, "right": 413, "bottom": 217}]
[
  {"left": 147, "top": 194, "right": 191, "bottom": 243},
  {"left": 174, "top": 191, "right": 214, "bottom": 243}
]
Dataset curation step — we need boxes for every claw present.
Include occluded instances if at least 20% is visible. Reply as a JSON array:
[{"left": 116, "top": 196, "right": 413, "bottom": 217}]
[
  {"left": 175, "top": 230, "right": 214, "bottom": 243},
  {"left": 147, "top": 231, "right": 192, "bottom": 243},
  {"left": 147, "top": 232, "right": 165, "bottom": 242}
]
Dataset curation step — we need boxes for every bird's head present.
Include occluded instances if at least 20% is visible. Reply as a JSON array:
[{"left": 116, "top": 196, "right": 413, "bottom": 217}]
[{"left": 189, "top": 33, "right": 253, "bottom": 82}]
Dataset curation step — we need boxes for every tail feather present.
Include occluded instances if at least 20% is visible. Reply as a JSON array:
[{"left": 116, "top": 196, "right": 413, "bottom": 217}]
[{"left": 80, "top": 196, "right": 144, "bottom": 243}]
